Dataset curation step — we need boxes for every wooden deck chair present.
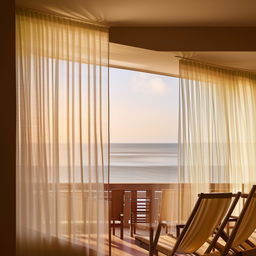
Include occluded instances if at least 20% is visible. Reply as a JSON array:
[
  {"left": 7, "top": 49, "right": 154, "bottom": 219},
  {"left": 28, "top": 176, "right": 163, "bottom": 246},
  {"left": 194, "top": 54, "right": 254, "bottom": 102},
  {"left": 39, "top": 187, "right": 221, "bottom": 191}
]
[
  {"left": 205, "top": 185, "right": 256, "bottom": 256},
  {"left": 111, "top": 190, "right": 124, "bottom": 239},
  {"left": 151, "top": 192, "right": 240, "bottom": 256},
  {"left": 135, "top": 189, "right": 177, "bottom": 252},
  {"left": 136, "top": 191, "right": 240, "bottom": 256}
]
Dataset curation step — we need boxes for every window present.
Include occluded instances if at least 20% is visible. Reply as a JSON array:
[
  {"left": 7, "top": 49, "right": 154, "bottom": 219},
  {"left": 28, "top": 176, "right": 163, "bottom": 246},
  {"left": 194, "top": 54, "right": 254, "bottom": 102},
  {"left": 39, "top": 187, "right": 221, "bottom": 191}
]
[{"left": 110, "top": 68, "right": 179, "bottom": 183}]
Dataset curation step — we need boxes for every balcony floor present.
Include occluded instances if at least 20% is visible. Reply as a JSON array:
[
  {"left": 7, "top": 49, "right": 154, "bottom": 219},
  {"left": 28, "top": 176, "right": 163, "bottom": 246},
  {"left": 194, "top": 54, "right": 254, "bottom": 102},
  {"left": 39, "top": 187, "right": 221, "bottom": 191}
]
[{"left": 111, "top": 235, "right": 148, "bottom": 256}]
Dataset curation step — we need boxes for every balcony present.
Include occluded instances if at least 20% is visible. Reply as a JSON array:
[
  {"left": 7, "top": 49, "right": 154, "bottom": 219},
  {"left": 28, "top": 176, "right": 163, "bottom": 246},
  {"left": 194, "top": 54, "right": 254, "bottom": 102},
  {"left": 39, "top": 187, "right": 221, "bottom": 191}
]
[{"left": 108, "top": 182, "right": 233, "bottom": 255}]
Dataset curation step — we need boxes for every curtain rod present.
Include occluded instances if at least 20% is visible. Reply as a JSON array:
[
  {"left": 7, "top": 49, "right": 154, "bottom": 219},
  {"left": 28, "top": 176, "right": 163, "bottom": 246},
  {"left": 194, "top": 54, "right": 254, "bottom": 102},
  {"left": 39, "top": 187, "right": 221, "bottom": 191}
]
[
  {"left": 175, "top": 55, "right": 256, "bottom": 75},
  {"left": 16, "top": 7, "right": 109, "bottom": 29}
]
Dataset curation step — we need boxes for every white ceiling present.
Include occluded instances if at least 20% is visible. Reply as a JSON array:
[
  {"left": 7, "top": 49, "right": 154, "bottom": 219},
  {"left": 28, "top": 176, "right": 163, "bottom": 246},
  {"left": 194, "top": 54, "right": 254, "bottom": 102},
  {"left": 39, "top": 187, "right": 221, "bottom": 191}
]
[
  {"left": 110, "top": 44, "right": 256, "bottom": 77},
  {"left": 16, "top": 0, "right": 256, "bottom": 27}
]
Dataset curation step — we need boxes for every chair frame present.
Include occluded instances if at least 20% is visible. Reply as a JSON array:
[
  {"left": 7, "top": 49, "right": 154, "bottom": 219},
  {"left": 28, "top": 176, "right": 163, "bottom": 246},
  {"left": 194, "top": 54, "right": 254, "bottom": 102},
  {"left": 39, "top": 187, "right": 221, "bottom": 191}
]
[
  {"left": 130, "top": 190, "right": 153, "bottom": 237},
  {"left": 111, "top": 190, "right": 124, "bottom": 240},
  {"left": 150, "top": 192, "right": 241, "bottom": 256},
  {"left": 214, "top": 185, "right": 256, "bottom": 256}
]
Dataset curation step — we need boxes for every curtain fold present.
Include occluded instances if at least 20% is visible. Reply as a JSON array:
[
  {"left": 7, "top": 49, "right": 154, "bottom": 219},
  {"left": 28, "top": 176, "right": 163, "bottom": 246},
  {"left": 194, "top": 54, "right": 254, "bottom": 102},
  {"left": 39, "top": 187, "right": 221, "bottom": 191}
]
[
  {"left": 178, "top": 59, "right": 256, "bottom": 221},
  {"left": 16, "top": 9, "right": 109, "bottom": 256}
]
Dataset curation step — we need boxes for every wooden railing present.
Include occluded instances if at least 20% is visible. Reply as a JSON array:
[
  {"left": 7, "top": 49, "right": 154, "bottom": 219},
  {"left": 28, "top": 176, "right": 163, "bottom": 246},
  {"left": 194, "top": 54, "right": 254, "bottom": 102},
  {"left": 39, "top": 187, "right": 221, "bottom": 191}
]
[
  {"left": 55, "top": 182, "right": 234, "bottom": 235},
  {"left": 109, "top": 183, "right": 174, "bottom": 230},
  {"left": 108, "top": 183, "right": 232, "bottom": 233},
  {"left": 53, "top": 182, "right": 241, "bottom": 240}
]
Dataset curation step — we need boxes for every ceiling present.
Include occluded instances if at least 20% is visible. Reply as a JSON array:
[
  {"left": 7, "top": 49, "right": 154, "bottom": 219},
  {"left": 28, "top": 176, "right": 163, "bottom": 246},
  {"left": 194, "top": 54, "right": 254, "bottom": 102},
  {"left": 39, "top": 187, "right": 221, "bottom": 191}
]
[
  {"left": 16, "top": 0, "right": 256, "bottom": 76},
  {"left": 16, "top": 0, "right": 256, "bottom": 27},
  {"left": 110, "top": 45, "right": 256, "bottom": 77}
]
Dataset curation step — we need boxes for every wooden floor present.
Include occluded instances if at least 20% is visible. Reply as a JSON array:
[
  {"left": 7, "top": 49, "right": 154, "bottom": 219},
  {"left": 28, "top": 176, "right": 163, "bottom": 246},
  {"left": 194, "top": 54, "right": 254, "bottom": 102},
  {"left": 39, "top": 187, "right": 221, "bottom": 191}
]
[
  {"left": 108, "top": 226, "right": 150, "bottom": 256},
  {"left": 70, "top": 227, "right": 150, "bottom": 255},
  {"left": 110, "top": 235, "right": 148, "bottom": 256}
]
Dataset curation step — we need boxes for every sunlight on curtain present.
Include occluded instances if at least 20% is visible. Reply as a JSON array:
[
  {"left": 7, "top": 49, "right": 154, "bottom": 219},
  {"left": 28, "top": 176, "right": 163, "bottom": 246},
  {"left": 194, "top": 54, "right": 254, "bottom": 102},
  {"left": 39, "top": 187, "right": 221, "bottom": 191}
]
[
  {"left": 178, "top": 59, "right": 256, "bottom": 222},
  {"left": 16, "top": 9, "right": 109, "bottom": 256}
]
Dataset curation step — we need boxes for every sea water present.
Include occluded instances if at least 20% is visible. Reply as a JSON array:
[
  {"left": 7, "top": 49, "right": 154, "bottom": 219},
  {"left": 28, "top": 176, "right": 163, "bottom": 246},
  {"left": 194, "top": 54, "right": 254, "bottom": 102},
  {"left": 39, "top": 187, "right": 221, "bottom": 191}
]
[
  {"left": 52, "top": 143, "right": 177, "bottom": 183},
  {"left": 110, "top": 143, "right": 178, "bottom": 183}
]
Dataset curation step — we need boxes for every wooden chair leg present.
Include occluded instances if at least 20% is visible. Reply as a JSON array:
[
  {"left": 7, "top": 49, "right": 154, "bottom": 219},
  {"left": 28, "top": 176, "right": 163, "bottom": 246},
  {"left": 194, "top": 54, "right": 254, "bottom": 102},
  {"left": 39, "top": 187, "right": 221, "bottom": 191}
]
[
  {"left": 120, "top": 214, "right": 124, "bottom": 240},
  {"left": 130, "top": 211, "right": 133, "bottom": 237},
  {"left": 176, "top": 225, "right": 179, "bottom": 238},
  {"left": 130, "top": 218, "right": 133, "bottom": 237},
  {"left": 113, "top": 220, "right": 115, "bottom": 236},
  {"left": 149, "top": 227, "right": 154, "bottom": 256}
]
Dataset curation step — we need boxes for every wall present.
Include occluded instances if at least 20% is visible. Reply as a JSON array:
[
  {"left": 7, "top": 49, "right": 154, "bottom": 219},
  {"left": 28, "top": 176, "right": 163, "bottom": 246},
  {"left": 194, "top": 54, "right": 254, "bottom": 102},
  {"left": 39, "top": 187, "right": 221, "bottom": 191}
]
[{"left": 0, "top": 1, "right": 16, "bottom": 255}]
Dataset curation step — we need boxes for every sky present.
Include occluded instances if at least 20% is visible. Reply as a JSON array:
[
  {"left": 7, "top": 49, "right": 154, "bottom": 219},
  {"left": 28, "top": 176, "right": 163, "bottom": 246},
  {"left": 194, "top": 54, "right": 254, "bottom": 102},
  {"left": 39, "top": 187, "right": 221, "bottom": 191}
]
[{"left": 110, "top": 68, "right": 179, "bottom": 143}]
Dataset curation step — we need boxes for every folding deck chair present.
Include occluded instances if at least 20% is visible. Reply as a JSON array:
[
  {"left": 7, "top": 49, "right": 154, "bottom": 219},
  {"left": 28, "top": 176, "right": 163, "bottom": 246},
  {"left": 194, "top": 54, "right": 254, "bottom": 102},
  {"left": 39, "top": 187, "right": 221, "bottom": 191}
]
[
  {"left": 205, "top": 185, "right": 256, "bottom": 256},
  {"left": 135, "top": 189, "right": 177, "bottom": 252},
  {"left": 135, "top": 190, "right": 241, "bottom": 256}
]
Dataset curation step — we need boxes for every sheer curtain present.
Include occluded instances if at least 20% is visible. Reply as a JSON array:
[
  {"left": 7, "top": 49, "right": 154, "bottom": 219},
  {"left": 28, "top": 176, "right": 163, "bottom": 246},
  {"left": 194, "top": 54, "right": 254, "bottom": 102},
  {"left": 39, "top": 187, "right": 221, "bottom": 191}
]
[
  {"left": 178, "top": 59, "right": 256, "bottom": 221},
  {"left": 16, "top": 9, "right": 109, "bottom": 256}
]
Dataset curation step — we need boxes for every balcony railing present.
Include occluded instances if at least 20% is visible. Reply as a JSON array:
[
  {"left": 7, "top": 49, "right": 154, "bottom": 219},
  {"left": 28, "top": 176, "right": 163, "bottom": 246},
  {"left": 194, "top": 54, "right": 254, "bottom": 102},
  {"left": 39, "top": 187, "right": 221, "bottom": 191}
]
[{"left": 108, "top": 183, "right": 233, "bottom": 238}]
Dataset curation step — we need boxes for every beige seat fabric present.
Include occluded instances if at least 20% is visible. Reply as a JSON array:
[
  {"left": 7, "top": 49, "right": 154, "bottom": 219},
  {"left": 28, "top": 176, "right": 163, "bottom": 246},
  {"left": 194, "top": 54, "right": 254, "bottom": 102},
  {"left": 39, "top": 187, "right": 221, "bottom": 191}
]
[
  {"left": 231, "top": 196, "right": 256, "bottom": 248},
  {"left": 176, "top": 197, "right": 231, "bottom": 254}
]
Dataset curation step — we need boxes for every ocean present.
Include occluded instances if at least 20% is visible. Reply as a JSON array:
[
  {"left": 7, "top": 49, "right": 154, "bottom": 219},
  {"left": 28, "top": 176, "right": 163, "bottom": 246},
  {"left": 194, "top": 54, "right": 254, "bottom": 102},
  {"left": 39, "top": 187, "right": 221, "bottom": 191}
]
[
  {"left": 45, "top": 143, "right": 178, "bottom": 183},
  {"left": 110, "top": 143, "right": 178, "bottom": 183}
]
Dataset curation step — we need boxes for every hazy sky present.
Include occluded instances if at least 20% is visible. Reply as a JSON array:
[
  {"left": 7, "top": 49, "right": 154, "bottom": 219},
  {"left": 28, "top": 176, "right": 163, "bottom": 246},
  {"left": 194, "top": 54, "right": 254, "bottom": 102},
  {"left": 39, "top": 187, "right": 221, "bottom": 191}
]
[{"left": 110, "top": 68, "right": 179, "bottom": 143}]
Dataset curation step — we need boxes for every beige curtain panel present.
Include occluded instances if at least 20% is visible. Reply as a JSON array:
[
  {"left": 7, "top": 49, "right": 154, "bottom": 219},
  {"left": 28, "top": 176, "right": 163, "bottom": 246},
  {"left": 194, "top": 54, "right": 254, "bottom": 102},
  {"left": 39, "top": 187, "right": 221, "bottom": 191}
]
[
  {"left": 178, "top": 59, "right": 256, "bottom": 221},
  {"left": 16, "top": 9, "right": 109, "bottom": 256}
]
